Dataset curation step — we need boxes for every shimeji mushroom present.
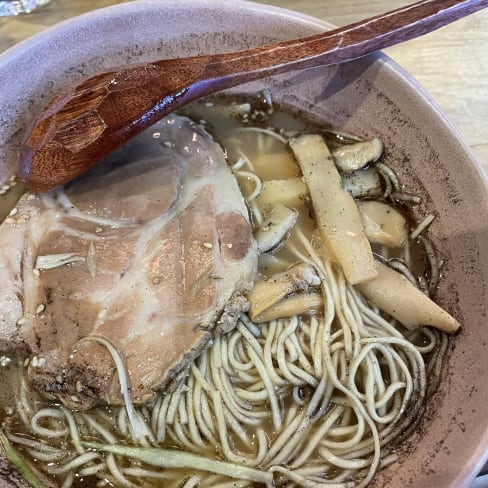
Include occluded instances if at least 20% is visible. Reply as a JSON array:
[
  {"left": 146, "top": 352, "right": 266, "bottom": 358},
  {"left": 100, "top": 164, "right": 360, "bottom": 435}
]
[
  {"left": 254, "top": 292, "right": 323, "bottom": 323},
  {"left": 290, "top": 134, "right": 377, "bottom": 285},
  {"left": 248, "top": 263, "right": 321, "bottom": 323},
  {"left": 255, "top": 204, "right": 298, "bottom": 254},
  {"left": 331, "top": 137, "right": 383, "bottom": 173},
  {"left": 341, "top": 167, "right": 383, "bottom": 199},
  {"left": 357, "top": 260, "right": 460, "bottom": 333}
]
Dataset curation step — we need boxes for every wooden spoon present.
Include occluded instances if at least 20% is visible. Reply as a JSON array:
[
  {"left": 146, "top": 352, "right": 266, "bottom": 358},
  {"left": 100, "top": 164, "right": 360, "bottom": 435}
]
[{"left": 19, "top": 0, "right": 488, "bottom": 193}]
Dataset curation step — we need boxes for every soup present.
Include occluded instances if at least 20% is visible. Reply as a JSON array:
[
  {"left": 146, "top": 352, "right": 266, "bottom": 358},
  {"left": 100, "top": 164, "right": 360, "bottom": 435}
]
[{"left": 0, "top": 94, "right": 458, "bottom": 488}]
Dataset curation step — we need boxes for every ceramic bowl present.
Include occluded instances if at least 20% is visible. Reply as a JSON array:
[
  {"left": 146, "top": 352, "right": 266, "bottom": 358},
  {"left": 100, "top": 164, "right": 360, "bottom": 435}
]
[{"left": 1, "top": 1, "right": 488, "bottom": 487}]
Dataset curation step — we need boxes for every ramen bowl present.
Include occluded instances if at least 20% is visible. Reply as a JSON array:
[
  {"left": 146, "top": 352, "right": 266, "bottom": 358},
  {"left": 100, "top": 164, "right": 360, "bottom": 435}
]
[{"left": 1, "top": 1, "right": 488, "bottom": 487}]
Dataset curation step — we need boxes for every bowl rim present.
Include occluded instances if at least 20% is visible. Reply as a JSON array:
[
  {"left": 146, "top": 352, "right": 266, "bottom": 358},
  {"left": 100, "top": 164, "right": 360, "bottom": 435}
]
[{"left": 0, "top": 1, "right": 487, "bottom": 486}]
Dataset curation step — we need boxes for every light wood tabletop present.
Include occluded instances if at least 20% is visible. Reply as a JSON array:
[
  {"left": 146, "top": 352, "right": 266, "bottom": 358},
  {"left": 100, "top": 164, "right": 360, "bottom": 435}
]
[
  {"left": 1, "top": 0, "right": 487, "bottom": 176},
  {"left": 0, "top": 0, "right": 487, "bottom": 485}
]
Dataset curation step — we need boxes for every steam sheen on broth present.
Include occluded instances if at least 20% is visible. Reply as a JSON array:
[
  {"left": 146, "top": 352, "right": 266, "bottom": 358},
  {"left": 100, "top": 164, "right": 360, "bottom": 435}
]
[{"left": 0, "top": 94, "right": 457, "bottom": 488}]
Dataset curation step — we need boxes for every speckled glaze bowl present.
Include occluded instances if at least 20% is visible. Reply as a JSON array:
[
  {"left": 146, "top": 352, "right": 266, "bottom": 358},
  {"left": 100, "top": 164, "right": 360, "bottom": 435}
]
[{"left": 1, "top": 1, "right": 488, "bottom": 487}]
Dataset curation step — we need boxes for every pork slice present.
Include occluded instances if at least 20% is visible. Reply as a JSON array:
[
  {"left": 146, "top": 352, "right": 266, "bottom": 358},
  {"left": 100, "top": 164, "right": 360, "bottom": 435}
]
[{"left": 0, "top": 115, "right": 257, "bottom": 408}]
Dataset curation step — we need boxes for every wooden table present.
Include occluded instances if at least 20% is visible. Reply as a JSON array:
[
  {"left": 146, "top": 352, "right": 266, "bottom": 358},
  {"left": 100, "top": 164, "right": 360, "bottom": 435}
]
[{"left": 1, "top": 0, "right": 487, "bottom": 484}]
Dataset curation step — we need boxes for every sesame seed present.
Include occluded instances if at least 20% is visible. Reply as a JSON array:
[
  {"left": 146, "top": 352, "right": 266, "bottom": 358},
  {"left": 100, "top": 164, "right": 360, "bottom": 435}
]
[
  {"left": 95, "top": 226, "right": 103, "bottom": 233},
  {"left": 24, "top": 358, "right": 30, "bottom": 367},
  {"left": 10, "top": 181, "right": 17, "bottom": 187},
  {"left": 152, "top": 132, "right": 161, "bottom": 139},
  {"left": 36, "top": 304, "right": 45, "bottom": 314},
  {"left": 37, "top": 357, "right": 46, "bottom": 367},
  {"left": 1, "top": 184, "right": 10, "bottom": 191},
  {"left": 202, "top": 242, "right": 213, "bottom": 249},
  {"left": 0, "top": 190, "right": 6, "bottom": 195},
  {"left": 227, "top": 243, "right": 233, "bottom": 249},
  {"left": 56, "top": 375, "right": 63, "bottom": 383},
  {"left": 4, "top": 406, "right": 13, "bottom": 415},
  {"left": 9, "top": 208, "right": 18, "bottom": 216},
  {"left": 16, "top": 317, "right": 26, "bottom": 326},
  {"left": 163, "top": 141, "right": 172, "bottom": 147},
  {"left": 70, "top": 395, "right": 81, "bottom": 403},
  {"left": 152, "top": 276, "right": 162, "bottom": 285},
  {"left": 76, "top": 381, "right": 83, "bottom": 392},
  {"left": 5, "top": 217, "right": 14, "bottom": 224}
]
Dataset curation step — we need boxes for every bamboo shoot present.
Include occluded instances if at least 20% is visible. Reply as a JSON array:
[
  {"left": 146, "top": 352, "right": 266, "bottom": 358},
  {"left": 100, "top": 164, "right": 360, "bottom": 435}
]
[
  {"left": 290, "top": 135, "right": 377, "bottom": 284},
  {"left": 357, "top": 260, "right": 460, "bottom": 333}
]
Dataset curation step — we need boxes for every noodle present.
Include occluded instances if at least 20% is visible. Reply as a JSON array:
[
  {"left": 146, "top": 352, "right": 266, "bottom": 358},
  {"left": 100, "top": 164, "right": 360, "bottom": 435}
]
[
  {"left": 10, "top": 282, "right": 432, "bottom": 486},
  {"left": 1, "top": 98, "right": 451, "bottom": 488}
]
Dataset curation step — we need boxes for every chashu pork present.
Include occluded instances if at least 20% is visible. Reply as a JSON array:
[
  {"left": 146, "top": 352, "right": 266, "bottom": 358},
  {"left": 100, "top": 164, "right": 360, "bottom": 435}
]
[{"left": 0, "top": 114, "right": 257, "bottom": 409}]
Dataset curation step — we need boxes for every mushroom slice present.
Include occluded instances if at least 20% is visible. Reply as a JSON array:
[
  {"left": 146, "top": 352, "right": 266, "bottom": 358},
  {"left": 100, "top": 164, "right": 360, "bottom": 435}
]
[
  {"left": 357, "top": 260, "right": 460, "bottom": 333},
  {"left": 332, "top": 137, "right": 383, "bottom": 173},
  {"left": 248, "top": 263, "right": 320, "bottom": 322},
  {"left": 255, "top": 204, "right": 298, "bottom": 254},
  {"left": 253, "top": 292, "right": 323, "bottom": 323},
  {"left": 358, "top": 201, "right": 408, "bottom": 248}
]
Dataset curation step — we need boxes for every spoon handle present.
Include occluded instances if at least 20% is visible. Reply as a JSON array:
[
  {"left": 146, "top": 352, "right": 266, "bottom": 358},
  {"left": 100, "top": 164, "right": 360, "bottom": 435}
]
[
  {"left": 20, "top": 0, "right": 488, "bottom": 193},
  {"left": 193, "top": 0, "right": 487, "bottom": 89}
]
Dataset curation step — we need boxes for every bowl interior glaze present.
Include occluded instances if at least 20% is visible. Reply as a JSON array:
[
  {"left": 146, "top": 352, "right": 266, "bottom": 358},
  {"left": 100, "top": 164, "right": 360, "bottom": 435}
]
[{"left": 1, "top": 1, "right": 488, "bottom": 487}]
